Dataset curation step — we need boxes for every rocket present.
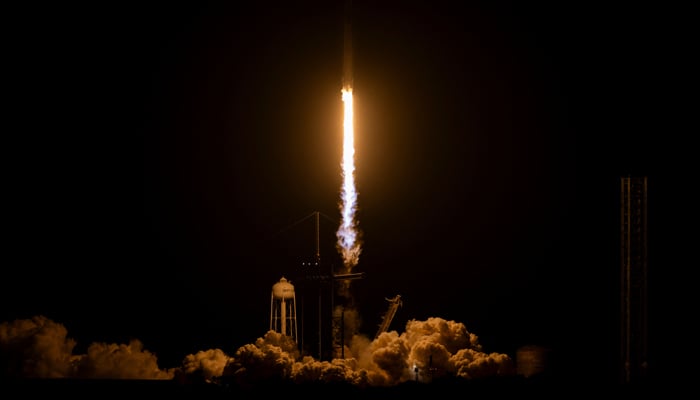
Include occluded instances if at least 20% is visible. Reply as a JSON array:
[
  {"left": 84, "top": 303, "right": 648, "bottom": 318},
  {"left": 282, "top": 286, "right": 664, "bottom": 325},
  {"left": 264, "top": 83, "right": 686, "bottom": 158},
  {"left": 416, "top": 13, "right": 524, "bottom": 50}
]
[{"left": 343, "top": 0, "right": 353, "bottom": 90}]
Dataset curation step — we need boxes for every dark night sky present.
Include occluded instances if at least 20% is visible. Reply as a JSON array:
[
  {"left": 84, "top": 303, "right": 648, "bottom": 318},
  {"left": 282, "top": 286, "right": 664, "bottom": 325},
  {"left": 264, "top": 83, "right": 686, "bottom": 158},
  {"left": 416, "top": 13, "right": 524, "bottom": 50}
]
[{"left": 3, "top": 0, "right": 683, "bottom": 381}]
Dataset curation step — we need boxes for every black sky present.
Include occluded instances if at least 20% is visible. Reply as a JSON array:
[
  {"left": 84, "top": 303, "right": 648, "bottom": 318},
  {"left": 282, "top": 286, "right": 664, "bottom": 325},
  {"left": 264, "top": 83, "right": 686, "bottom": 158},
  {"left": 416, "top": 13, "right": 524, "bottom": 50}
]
[{"left": 3, "top": 0, "right": 681, "bottom": 381}]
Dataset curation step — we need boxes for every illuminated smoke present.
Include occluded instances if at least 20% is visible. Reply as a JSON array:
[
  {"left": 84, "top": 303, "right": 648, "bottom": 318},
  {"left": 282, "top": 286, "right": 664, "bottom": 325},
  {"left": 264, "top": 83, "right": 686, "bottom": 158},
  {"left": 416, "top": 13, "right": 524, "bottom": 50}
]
[
  {"left": 0, "top": 315, "right": 175, "bottom": 379},
  {"left": 0, "top": 315, "right": 78, "bottom": 378},
  {"left": 336, "top": 88, "right": 362, "bottom": 271},
  {"left": 181, "top": 348, "right": 232, "bottom": 383},
  {"left": 217, "top": 316, "right": 514, "bottom": 386},
  {"left": 1, "top": 316, "right": 514, "bottom": 386}
]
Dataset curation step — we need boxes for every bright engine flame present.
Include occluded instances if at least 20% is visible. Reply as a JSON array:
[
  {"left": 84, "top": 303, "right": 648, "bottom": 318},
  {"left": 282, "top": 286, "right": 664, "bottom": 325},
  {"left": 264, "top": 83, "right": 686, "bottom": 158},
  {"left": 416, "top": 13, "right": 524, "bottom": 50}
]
[{"left": 337, "top": 88, "right": 361, "bottom": 270}]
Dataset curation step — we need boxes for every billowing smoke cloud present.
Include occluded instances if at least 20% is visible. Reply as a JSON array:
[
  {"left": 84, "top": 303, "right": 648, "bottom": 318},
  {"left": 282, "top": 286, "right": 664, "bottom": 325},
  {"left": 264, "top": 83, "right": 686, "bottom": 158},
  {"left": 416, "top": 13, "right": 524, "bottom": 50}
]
[
  {"left": 180, "top": 348, "right": 232, "bottom": 383},
  {"left": 0, "top": 315, "right": 78, "bottom": 378},
  {"left": 1, "top": 315, "right": 514, "bottom": 386},
  {"left": 0, "top": 315, "right": 175, "bottom": 379},
  {"left": 218, "top": 316, "right": 515, "bottom": 387}
]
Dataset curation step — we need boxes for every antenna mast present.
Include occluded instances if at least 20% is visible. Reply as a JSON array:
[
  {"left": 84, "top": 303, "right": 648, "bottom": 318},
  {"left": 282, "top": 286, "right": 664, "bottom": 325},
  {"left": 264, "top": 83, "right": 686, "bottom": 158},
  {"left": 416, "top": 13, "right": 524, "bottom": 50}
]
[{"left": 315, "top": 211, "right": 320, "bottom": 263}]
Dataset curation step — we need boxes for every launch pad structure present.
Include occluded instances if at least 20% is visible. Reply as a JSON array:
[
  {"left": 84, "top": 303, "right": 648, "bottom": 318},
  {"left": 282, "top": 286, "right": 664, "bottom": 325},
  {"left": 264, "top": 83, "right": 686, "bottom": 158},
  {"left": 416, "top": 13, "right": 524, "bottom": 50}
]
[
  {"left": 273, "top": 1, "right": 369, "bottom": 361},
  {"left": 619, "top": 176, "right": 649, "bottom": 384},
  {"left": 283, "top": 211, "right": 364, "bottom": 361}
]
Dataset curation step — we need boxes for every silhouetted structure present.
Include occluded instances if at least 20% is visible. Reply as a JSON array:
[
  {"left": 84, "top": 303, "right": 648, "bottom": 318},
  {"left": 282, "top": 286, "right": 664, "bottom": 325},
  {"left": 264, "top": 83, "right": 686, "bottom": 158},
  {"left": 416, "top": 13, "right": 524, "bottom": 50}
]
[
  {"left": 287, "top": 212, "right": 364, "bottom": 361},
  {"left": 331, "top": 271, "right": 364, "bottom": 359},
  {"left": 375, "top": 295, "right": 402, "bottom": 339},
  {"left": 293, "top": 212, "right": 336, "bottom": 361},
  {"left": 619, "top": 176, "right": 648, "bottom": 383}
]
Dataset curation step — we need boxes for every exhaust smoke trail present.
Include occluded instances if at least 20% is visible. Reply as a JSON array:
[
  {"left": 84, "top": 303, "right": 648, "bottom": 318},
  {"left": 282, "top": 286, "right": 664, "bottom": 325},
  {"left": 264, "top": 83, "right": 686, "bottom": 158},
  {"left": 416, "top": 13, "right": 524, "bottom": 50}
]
[
  {"left": 333, "top": 1, "right": 362, "bottom": 359},
  {"left": 337, "top": 87, "right": 361, "bottom": 272},
  {"left": 336, "top": 1, "right": 361, "bottom": 272}
]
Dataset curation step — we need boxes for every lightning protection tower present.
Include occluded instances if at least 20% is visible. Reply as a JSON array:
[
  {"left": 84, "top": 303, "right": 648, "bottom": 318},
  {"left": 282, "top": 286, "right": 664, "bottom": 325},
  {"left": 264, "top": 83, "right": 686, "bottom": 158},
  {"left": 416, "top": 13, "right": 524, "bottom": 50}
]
[
  {"left": 270, "top": 277, "right": 298, "bottom": 342},
  {"left": 620, "top": 176, "right": 648, "bottom": 384}
]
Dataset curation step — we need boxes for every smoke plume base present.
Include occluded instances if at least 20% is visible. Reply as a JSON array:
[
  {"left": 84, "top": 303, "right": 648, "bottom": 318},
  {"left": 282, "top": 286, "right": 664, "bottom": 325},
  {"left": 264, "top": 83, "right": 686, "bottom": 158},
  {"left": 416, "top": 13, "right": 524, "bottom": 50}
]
[{"left": 1, "top": 315, "right": 515, "bottom": 387}]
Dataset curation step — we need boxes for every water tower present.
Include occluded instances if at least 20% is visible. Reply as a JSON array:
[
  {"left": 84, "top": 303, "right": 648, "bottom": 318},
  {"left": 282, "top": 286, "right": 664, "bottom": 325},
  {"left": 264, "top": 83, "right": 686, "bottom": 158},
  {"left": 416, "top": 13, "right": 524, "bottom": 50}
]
[{"left": 270, "top": 277, "right": 298, "bottom": 342}]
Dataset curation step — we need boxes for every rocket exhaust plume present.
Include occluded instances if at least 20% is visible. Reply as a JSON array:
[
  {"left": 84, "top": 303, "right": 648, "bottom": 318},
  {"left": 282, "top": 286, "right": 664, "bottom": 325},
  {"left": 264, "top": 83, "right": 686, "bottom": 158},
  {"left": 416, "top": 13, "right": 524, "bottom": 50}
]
[
  {"left": 337, "top": 0, "right": 361, "bottom": 272},
  {"left": 337, "top": 88, "right": 360, "bottom": 270}
]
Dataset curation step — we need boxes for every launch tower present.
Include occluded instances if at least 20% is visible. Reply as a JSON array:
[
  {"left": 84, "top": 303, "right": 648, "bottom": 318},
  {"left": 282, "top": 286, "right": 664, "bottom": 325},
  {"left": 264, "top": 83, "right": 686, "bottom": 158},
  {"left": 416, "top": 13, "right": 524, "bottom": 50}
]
[{"left": 619, "top": 176, "right": 648, "bottom": 383}]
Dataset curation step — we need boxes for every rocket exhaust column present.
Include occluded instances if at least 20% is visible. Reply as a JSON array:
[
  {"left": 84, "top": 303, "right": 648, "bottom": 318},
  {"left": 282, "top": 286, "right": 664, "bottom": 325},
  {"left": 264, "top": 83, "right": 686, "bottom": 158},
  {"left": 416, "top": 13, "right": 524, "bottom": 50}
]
[
  {"left": 334, "top": 0, "right": 362, "bottom": 360},
  {"left": 337, "top": 0, "right": 361, "bottom": 271}
]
